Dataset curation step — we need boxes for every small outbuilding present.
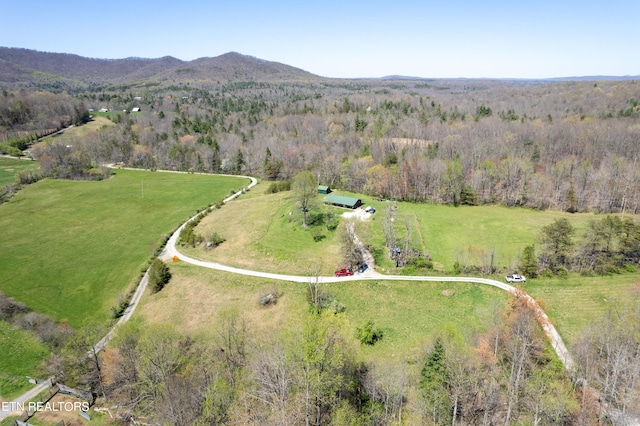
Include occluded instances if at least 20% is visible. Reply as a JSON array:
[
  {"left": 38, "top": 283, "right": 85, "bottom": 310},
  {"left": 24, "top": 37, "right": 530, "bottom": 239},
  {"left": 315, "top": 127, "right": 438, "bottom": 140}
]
[
  {"left": 323, "top": 194, "right": 363, "bottom": 209},
  {"left": 318, "top": 185, "right": 332, "bottom": 194}
]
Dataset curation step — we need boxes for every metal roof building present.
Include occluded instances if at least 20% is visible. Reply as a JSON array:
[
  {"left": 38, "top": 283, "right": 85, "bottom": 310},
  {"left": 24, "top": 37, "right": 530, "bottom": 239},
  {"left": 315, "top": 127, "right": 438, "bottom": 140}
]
[{"left": 323, "top": 194, "right": 363, "bottom": 209}]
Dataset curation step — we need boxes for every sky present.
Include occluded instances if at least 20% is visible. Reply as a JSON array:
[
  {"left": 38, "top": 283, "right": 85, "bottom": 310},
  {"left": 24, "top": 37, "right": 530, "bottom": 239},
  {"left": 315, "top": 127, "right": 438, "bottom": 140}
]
[{"left": 2, "top": 0, "right": 638, "bottom": 79}]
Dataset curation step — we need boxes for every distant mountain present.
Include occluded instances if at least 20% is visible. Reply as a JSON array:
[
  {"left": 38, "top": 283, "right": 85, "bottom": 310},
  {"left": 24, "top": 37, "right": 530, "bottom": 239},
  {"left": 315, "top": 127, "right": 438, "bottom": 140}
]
[
  {"left": 0, "top": 47, "right": 319, "bottom": 87},
  {"left": 0, "top": 47, "right": 637, "bottom": 87},
  {"left": 547, "top": 75, "right": 640, "bottom": 81}
]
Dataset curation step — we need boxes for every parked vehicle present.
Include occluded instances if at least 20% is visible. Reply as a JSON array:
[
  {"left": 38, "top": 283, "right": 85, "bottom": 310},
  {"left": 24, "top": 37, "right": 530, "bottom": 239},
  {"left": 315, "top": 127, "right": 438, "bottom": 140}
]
[
  {"left": 334, "top": 269, "right": 354, "bottom": 277},
  {"left": 506, "top": 274, "right": 526, "bottom": 283},
  {"left": 357, "top": 263, "right": 368, "bottom": 273}
]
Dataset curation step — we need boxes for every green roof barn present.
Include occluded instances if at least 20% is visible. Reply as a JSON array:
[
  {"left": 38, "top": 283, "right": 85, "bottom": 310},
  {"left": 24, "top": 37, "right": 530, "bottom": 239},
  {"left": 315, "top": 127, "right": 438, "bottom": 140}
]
[
  {"left": 323, "top": 194, "right": 363, "bottom": 209},
  {"left": 318, "top": 185, "right": 331, "bottom": 194}
]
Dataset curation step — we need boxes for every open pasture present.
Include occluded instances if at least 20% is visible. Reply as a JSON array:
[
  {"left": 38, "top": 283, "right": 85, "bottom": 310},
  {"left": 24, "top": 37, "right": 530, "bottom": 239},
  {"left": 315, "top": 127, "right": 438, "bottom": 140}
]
[
  {"left": 137, "top": 262, "right": 507, "bottom": 362},
  {"left": 0, "top": 169, "right": 248, "bottom": 328}
]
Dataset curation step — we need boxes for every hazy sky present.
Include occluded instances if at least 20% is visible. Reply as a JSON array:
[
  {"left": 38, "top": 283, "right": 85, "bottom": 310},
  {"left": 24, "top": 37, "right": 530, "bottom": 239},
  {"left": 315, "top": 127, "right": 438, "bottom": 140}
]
[{"left": 2, "top": 0, "right": 638, "bottom": 79}]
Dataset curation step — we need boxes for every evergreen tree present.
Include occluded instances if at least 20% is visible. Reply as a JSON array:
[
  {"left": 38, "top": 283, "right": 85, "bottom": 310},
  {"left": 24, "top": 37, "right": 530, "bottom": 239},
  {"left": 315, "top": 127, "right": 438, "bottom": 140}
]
[
  {"left": 460, "top": 185, "right": 478, "bottom": 206},
  {"left": 420, "top": 338, "right": 450, "bottom": 424},
  {"left": 540, "top": 218, "right": 575, "bottom": 273},
  {"left": 520, "top": 244, "right": 538, "bottom": 278},
  {"left": 233, "top": 148, "right": 244, "bottom": 174}
]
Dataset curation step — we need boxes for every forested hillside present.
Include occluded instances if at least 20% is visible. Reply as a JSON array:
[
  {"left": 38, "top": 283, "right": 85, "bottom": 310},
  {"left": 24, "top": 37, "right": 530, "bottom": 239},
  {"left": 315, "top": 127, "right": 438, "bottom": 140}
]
[{"left": 12, "top": 78, "right": 640, "bottom": 213}]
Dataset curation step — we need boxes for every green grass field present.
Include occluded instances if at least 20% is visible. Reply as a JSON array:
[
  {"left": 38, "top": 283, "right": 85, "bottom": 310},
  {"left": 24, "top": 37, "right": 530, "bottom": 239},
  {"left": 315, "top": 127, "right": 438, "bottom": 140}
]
[
  {"left": 181, "top": 186, "right": 344, "bottom": 275},
  {"left": 188, "top": 187, "right": 602, "bottom": 275},
  {"left": 3, "top": 159, "right": 639, "bottom": 389},
  {"left": 524, "top": 273, "right": 640, "bottom": 346},
  {"left": 0, "top": 169, "right": 249, "bottom": 328},
  {"left": 137, "top": 262, "right": 507, "bottom": 363},
  {"left": 176, "top": 186, "right": 639, "bottom": 353},
  {"left": 348, "top": 200, "right": 599, "bottom": 272},
  {"left": 0, "top": 321, "right": 48, "bottom": 399},
  {"left": 39, "top": 116, "right": 114, "bottom": 147},
  {"left": 0, "top": 157, "right": 39, "bottom": 188}
]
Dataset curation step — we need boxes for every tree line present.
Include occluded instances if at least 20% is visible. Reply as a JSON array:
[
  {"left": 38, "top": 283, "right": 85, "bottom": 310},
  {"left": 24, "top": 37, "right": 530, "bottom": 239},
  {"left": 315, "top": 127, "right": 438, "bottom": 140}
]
[{"left": 517, "top": 216, "right": 640, "bottom": 277}]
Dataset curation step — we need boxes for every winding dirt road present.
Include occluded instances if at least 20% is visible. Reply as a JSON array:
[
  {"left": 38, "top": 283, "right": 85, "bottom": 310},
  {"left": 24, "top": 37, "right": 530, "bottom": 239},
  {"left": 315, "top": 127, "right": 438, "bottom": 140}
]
[
  {"left": 1, "top": 172, "right": 576, "bottom": 422},
  {"left": 159, "top": 176, "right": 575, "bottom": 372}
]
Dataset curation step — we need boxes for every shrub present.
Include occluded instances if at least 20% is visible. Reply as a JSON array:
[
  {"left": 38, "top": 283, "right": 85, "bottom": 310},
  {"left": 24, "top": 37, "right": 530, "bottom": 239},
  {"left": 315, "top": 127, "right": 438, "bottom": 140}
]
[
  {"left": 205, "top": 231, "right": 226, "bottom": 249},
  {"left": 266, "top": 180, "right": 292, "bottom": 194},
  {"left": 179, "top": 221, "right": 204, "bottom": 247},
  {"left": 406, "top": 256, "right": 433, "bottom": 269},
  {"left": 357, "top": 320, "right": 384, "bottom": 345},
  {"left": 149, "top": 258, "right": 171, "bottom": 293},
  {"left": 258, "top": 285, "right": 281, "bottom": 306},
  {"left": 325, "top": 298, "right": 345, "bottom": 314},
  {"left": 311, "top": 228, "right": 326, "bottom": 242},
  {"left": 16, "top": 169, "right": 42, "bottom": 185},
  {"left": 111, "top": 293, "right": 130, "bottom": 319}
]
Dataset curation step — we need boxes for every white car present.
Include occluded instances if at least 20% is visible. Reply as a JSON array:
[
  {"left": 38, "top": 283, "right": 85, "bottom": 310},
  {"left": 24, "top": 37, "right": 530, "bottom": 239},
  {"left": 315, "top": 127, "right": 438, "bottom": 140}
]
[{"left": 506, "top": 274, "right": 526, "bottom": 283}]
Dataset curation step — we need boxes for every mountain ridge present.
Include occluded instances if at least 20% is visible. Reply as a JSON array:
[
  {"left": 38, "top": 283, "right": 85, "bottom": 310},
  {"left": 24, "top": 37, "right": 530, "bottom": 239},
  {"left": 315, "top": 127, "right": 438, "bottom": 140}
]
[
  {"left": 0, "top": 47, "right": 638, "bottom": 87},
  {"left": 0, "top": 47, "right": 319, "bottom": 86}
]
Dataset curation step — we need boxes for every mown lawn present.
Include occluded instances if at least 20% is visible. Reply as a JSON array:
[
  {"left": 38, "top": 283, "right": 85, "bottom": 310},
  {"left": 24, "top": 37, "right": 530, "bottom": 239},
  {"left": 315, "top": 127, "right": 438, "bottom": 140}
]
[
  {"left": 0, "top": 169, "right": 249, "bottom": 328},
  {"left": 38, "top": 115, "right": 114, "bottom": 147},
  {"left": 186, "top": 187, "right": 608, "bottom": 275},
  {"left": 349, "top": 201, "right": 599, "bottom": 272},
  {"left": 179, "top": 186, "right": 640, "bottom": 354}
]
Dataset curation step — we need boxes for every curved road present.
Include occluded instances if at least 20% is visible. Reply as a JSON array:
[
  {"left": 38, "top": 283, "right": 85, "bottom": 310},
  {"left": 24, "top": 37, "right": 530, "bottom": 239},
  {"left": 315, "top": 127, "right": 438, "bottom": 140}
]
[
  {"left": 0, "top": 171, "right": 575, "bottom": 421},
  {"left": 159, "top": 176, "right": 575, "bottom": 372}
]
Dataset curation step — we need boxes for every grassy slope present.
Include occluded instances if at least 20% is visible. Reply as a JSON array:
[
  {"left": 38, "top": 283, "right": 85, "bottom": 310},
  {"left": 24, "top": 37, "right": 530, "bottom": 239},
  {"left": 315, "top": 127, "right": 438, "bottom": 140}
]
[
  {"left": 347, "top": 200, "right": 597, "bottom": 272},
  {"left": 181, "top": 186, "right": 344, "bottom": 275},
  {"left": 137, "top": 262, "right": 506, "bottom": 363},
  {"left": 0, "top": 169, "right": 248, "bottom": 327},
  {"left": 0, "top": 322, "right": 47, "bottom": 399},
  {"left": 39, "top": 115, "right": 114, "bottom": 147},
  {"left": 525, "top": 273, "right": 640, "bottom": 346},
  {"left": 176, "top": 187, "right": 639, "bottom": 353},
  {"left": 187, "top": 188, "right": 589, "bottom": 274},
  {"left": 0, "top": 157, "right": 39, "bottom": 188}
]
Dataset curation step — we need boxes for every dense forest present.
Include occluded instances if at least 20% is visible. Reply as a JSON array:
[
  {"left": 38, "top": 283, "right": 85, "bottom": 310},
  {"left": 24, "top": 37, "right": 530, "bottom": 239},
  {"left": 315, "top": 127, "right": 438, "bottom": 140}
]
[
  {"left": 3, "top": 77, "right": 640, "bottom": 214},
  {"left": 2, "top": 50, "right": 640, "bottom": 424}
]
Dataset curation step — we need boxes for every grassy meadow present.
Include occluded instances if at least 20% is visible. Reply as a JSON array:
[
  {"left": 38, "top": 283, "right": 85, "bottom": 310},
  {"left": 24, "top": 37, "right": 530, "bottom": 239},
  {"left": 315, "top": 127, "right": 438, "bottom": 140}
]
[
  {"left": 0, "top": 157, "right": 39, "bottom": 188},
  {"left": 2, "top": 162, "right": 638, "bottom": 391},
  {"left": 175, "top": 185, "right": 639, "bottom": 353},
  {"left": 525, "top": 273, "right": 640, "bottom": 346},
  {"left": 180, "top": 185, "right": 344, "bottom": 275},
  {"left": 185, "top": 187, "right": 601, "bottom": 274},
  {"left": 39, "top": 115, "right": 114, "bottom": 146},
  {"left": 137, "top": 262, "right": 507, "bottom": 363},
  {"left": 0, "top": 169, "right": 249, "bottom": 328},
  {"left": 347, "top": 199, "right": 598, "bottom": 272},
  {"left": 0, "top": 322, "right": 48, "bottom": 399}
]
